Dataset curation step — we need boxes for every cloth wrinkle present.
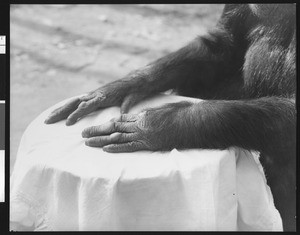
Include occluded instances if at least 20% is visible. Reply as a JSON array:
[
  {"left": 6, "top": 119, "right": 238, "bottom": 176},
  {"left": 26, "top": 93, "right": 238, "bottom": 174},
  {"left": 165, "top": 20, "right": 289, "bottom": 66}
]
[{"left": 10, "top": 94, "right": 283, "bottom": 231}]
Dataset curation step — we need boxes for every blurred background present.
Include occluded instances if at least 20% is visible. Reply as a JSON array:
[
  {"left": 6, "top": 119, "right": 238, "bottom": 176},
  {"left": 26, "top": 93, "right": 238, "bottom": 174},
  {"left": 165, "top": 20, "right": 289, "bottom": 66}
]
[{"left": 10, "top": 4, "right": 224, "bottom": 172}]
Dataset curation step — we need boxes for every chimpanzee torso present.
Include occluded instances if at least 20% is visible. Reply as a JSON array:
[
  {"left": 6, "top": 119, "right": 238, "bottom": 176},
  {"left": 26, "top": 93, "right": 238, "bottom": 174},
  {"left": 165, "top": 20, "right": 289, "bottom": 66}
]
[
  {"left": 242, "top": 4, "right": 296, "bottom": 99},
  {"left": 186, "top": 4, "right": 296, "bottom": 101}
]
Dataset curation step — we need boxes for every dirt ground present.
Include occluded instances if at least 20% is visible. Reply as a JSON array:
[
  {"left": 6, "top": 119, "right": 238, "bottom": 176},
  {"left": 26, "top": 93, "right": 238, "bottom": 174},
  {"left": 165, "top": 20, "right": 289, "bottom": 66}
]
[{"left": 10, "top": 4, "right": 224, "bottom": 172}]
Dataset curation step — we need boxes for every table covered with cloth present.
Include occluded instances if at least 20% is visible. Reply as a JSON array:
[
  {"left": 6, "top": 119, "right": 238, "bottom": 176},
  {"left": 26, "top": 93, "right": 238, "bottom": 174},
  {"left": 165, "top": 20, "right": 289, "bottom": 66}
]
[{"left": 10, "top": 94, "right": 282, "bottom": 231}]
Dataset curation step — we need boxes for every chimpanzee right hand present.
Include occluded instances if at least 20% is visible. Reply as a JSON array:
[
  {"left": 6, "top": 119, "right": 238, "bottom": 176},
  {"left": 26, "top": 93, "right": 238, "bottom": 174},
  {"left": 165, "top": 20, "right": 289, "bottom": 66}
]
[{"left": 44, "top": 72, "right": 151, "bottom": 126}]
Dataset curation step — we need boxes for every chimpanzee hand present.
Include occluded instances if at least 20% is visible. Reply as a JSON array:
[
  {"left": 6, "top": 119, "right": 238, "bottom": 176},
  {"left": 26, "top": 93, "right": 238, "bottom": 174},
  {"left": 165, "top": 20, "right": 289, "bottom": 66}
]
[
  {"left": 44, "top": 68, "right": 153, "bottom": 126},
  {"left": 81, "top": 101, "right": 195, "bottom": 152}
]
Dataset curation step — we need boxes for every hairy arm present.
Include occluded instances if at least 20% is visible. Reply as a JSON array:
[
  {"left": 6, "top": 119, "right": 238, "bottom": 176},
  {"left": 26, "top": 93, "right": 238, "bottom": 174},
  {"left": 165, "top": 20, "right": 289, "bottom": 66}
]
[
  {"left": 83, "top": 97, "right": 295, "bottom": 158},
  {"left": 45, "top": 4, "right": 250, "bottom": 125},
  {"left": 82, "top": 96, "right": 296, "bottom": 231}
]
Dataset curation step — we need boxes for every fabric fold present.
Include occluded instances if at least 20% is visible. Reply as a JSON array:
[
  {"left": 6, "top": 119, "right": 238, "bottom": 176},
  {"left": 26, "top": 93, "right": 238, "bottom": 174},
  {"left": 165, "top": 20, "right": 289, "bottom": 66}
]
[{"left": 10, "top": 94, "right": 282, "bottom": 231}]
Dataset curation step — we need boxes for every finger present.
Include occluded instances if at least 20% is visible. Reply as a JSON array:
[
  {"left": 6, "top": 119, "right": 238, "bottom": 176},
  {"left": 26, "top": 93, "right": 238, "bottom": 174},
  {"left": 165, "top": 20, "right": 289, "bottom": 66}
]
[
  {"left": 82, "top": 121, "right": 136, "bottom": 138},
  {"left": 45, "top": 98, "right": 81, "bottom": 124},
  {"left": 120, "top": 93, "right": 145, "bottom": 114},
  {"left": 85, "top": 133, "right": 135, "bottom": 147},
  {"left": 80, "top": 93, "right": 96, "bottom": 101},
  {"left": 103, "top": 142, "right": 145, "bottom": 153},
  {"left": 82, "top": 122, "right": 115, "bottom": 137},
  {"left": 66, "top": 97, "right": 102, "bottom": 126},
  {"left": 111, "top": 114, "right": 138, "bottom": 123}
]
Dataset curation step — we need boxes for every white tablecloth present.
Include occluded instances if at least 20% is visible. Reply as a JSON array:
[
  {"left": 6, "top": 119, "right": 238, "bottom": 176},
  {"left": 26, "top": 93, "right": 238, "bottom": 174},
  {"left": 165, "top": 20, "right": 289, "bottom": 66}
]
[{"left": 10, "top": 94, "right": 282, "bottom": 231}]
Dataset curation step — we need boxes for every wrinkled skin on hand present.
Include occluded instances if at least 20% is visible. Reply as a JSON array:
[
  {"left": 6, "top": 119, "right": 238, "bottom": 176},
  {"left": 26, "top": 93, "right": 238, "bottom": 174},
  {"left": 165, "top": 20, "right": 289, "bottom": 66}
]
[
  {"left": 45, "top": 69, "right": 152, "bottom": 126},
  {"left": 81, "top": 102, "right": 194, "bottom": 153}
]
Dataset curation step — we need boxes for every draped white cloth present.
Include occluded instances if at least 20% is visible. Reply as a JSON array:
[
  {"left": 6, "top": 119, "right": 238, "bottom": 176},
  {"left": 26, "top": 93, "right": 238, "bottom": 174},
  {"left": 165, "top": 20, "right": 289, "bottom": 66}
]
[{"left": 10, "top": 94, "right": 282, "bottom": 231}]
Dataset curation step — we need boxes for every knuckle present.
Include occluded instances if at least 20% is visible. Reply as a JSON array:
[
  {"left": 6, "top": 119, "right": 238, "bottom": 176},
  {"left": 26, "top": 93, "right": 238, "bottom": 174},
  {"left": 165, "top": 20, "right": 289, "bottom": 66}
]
[
  {"left": 139, "top": 111, "right": 147, "bottom": 118},
  {"left": 110, "top": 117, "right": 117, "bottom": 123},
  {"left": 78, "top": 101, "right": 88, "bottom": 109},
  {"left": 110, "top": 132, "right": 123, "bottom": 142},
  {"left": 136, "top": 118, "right": 147, "bottom": 130},
  {"left": 118, "top": 133, "right": 124, "bottom": 142},
  {"left": 80, "top": 95, "right": 92, "bottom": 101},
  {"left": 120, "top": 114, "right": 126, "bottom": 122},
  {"left": 128, "top": 142, "right": 136, "bottom": 148},
  {"left": 107, "top": 121, "right": 115, "bottom": 132},
  {"left": 79, "top": 96, "right": 87, "bottom": 102},
  {"left": 96, "top": 89, "right": 105, "bottom": 97},
  {"left": 121, "top": 114, "right": 132, "bottom": 122},
  {"left": 95, "top": 95, "right": 105, "bottom": 102},
  {"left": 113, "top": 121, "right": 120, "bottom": 131}
]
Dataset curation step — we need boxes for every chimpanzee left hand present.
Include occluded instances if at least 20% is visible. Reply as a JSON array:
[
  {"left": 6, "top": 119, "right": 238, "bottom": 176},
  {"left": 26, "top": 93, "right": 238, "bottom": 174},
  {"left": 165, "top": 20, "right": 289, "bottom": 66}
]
[{"left": 81, "top": 101, "right": 195, "bottom": 152}]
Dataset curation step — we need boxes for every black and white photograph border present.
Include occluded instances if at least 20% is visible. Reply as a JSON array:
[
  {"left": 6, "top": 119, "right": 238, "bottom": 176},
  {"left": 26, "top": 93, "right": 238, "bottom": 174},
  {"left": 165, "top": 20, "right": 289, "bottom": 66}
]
[
  {"left": 0, "top": 101, "right": 4, "bottom": 203},
  {"left": 0, "top": 37, "right": 5, "bottom": 100}
]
